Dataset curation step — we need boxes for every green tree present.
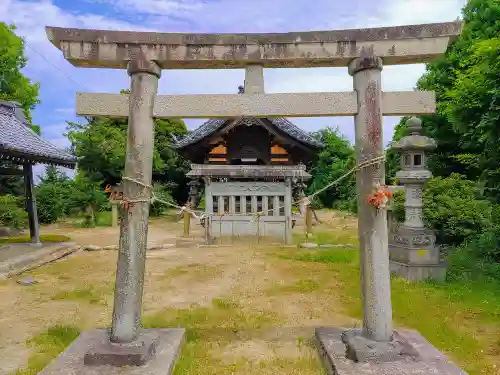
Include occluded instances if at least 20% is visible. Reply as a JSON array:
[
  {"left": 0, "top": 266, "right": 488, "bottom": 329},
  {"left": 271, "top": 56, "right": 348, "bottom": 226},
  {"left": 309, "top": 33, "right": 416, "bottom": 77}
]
[
  {"left": 392, "top": 174, "right": 493, "bottom": 246},
  {"left": 0, "top": 23, "right": 41, "bottom": 197},
  {"left": 69, "top": 174, "right": 108, "bottom": 226},
  {"left": 444, "top": 38, "right": 500, "bottom": 199},
  {"left": 66, "top": 114, "right": 190, "bottom": 204},
  {"left": 0, "top": 22, "right": 40, "bottom": 124},
  {"left": 413, "top": 0, "right": 500, "bottom": 199},
  {"left": 308, "top": 127, "right": 356, "bottom": 210},
  {"left": 0, "top": 194, "right": 27, "bottom": 230},
  {"left": 35, "top": 166, "right": 73, "bottom": 224}
]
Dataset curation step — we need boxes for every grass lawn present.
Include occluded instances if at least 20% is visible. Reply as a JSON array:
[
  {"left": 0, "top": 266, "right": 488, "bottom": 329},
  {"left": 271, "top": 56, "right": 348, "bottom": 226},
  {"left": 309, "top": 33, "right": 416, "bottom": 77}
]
[
  {"left": 4, "top": 215, "right": 499, "bottom": 375},
  {"left": 0, "top": 234, "right": 71, "bottom": 244},
  {"left": 279, "top": 231, "right": 500, "bottom": 374}
]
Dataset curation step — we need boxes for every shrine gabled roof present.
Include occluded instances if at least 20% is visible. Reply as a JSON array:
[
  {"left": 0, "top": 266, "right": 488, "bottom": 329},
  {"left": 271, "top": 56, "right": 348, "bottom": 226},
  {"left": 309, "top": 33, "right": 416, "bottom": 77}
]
[
  {"left": 0, "top": 101, "right": 78, "bottom": 168},
  {"left": 173, "top": 117, "right": 323, "bottom": 149}
]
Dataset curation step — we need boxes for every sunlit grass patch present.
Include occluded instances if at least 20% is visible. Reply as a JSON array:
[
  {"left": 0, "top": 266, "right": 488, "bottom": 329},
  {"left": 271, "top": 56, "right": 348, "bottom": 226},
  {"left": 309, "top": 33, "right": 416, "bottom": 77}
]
[
  {"left": 162, "top": 264, "right": 223, "bottom": 281},
  {"left": 143, "top": 297, "right": 285, "bottom": 375},
  {"left": 11, "top": 325, "right": 80, "bottom": 375},
  {"left": 0, "top": 234, "right": 71, "bottom": 244},
  {"left": 265, "top": 279, "right": 320, "bottom": 296},
  {"left": 279, "top": 230, "right": 499, "bottom": 374},
  {"left": 51, "top": 286, "right": 110, "bottom": 305}
]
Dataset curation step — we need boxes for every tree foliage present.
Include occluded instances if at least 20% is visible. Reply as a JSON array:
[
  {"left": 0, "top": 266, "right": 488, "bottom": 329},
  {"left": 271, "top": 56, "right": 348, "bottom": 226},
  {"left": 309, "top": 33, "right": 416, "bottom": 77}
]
[
  {"left": 308, "top": 128, "right": 356, "bottom": 211},
  {"left": 392, "top": 174, "right": 494, "bottom": 246},
  {"left": 35, "top": 166, "right": 108, "bottom": 224},
  {"left": 66, "top": 115, "right": 190, "bottom": 204},
  {"left": 0, "top": 23, "right": 41, "bottom": 198},
  {"left": 0, "top": 194, "right": 27, "bottom": 230},
  {"left": 0, "top": 22, "right": 39, "bottom": 124},
  {"left": 408, "top": 0, "right": 500, "bottom": 200}
]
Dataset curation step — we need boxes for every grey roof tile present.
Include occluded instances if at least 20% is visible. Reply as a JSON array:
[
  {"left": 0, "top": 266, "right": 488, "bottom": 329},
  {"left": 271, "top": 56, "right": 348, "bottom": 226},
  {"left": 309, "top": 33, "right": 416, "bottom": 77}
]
[
  {"left": 0, "top": 101, "right": 78, "bottom": 167},
  {"left": 173, "top": 117, "right": 323, "bottom": 149}
]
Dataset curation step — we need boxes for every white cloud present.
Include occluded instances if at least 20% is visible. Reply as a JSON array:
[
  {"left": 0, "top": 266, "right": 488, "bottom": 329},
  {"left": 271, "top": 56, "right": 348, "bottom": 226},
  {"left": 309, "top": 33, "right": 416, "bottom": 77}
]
[
  {"left": 0, "top": 0, "right": 465, "bottom": 152},
  {"left": 382, "top": 0, "right": 464, "bottom": 26}
]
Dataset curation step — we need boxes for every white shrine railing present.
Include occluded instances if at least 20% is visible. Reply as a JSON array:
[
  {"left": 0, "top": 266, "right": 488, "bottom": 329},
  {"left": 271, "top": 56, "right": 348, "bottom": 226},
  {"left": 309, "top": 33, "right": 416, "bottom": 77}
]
[{"left": 205, "top": 181, "right": 293, "bottom": 243}]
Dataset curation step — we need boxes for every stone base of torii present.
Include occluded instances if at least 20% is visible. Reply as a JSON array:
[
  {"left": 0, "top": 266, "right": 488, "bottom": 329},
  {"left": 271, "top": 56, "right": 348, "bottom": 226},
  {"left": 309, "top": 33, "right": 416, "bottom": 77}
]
[{"left": 38, "top": 22, "right": 466, "bottom": 375}]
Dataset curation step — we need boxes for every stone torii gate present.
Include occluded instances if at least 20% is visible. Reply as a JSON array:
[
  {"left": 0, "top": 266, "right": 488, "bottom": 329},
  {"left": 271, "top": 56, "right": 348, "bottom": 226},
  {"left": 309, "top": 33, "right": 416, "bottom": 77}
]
[{"left": 41, "top": 22, "right": 465, "bottom": 375}]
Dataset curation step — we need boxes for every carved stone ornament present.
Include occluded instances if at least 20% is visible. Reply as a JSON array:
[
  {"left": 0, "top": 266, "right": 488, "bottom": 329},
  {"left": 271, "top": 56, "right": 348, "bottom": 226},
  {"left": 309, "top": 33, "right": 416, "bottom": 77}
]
[
  {"left": 411, "top": 235, "right": 431, "bottom": 246},
  {"left": 392, "top": 234, "right": 410, "bottom": 245}
]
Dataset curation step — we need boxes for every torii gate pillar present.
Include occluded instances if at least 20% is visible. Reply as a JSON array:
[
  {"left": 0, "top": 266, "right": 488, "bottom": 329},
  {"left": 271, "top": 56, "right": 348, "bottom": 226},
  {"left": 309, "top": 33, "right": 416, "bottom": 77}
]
[{"left": 349, "top": 56, "right": 393, "bottom": 343}]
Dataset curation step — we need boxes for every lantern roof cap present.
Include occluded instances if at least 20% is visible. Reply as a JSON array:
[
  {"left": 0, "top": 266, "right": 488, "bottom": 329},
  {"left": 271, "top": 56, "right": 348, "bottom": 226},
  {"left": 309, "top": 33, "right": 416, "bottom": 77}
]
[{"left": 392, "top": 117, "right": 436, "bottom": 151}]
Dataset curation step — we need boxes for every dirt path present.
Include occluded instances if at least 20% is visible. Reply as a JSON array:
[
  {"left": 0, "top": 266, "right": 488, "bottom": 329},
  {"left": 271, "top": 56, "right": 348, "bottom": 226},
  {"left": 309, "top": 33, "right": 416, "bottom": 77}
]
[{"left": 0, "top": 213, "right": 357, "bottom": 375}]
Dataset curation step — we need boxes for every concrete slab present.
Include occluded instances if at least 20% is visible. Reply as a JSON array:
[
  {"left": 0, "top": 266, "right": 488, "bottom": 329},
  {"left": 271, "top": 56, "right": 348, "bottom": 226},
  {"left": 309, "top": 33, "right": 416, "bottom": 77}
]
[
  {"left": 315, "top": 327, "right": 468, "bottom": 375},
  {"left": 0, "top": 242, "right": 77, "bottom": 279},
  {"left": 38, "top": 328, "right": 185, "bottom": 375}
]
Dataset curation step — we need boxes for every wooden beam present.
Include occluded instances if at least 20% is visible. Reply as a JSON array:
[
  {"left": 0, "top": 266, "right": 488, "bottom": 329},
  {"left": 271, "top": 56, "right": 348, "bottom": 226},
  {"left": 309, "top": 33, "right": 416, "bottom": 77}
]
[
  {"left": 76, "top": 91, "right": 435, "bottom": 118},
  {"left": 0, "top": 167, "right": 24, "bottom": 175},
  {"left": 23, "top": 164, "right": 41, "bottom": 244}
]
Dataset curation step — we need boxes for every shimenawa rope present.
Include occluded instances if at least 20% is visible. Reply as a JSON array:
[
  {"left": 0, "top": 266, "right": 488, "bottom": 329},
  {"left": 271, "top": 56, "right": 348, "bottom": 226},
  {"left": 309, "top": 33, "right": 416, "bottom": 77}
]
[{"left": 118, "top": 153, "right": 386, "bottom": 222}]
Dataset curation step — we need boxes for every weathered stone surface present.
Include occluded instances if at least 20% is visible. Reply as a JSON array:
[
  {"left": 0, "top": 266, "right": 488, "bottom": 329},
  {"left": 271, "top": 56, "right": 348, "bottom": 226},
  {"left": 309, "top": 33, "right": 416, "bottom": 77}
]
[
  {"left": 175, "top": 238, "right": 204, "bottom": 248},
  {"left": 299, "top": 242, "right": 318, "bottom": 248},
  {"left": 102, "top": 245, "right": 118, "bottom": 250},
  {"left": 84, "top": 245, "right": 102, "bottom": 251},
  {"left": 38, "top": 328, "right": 185, "bottom": 375},
  {"left": 84, "top": 330, "right": 159, "bottom": 366},
  {"left": 109, "top": 60, "right": 160, "bottom": 344},
  {"left": 316, "top": 327, "right": 468, "bottom": 375},
  {"left": 389, "top": 117, "right": 445, "bottom": 281},
  {"left": 349, "top": 56, "right": 393, "bottom": 342},
  {"left": 159, "top": 244, "right": 175, "bottom": 249},
  {"left": 0, "top": 243, "right": 78, "bottom": 279},
  {"left": 319, "top": 244, "right": 354, "bottom": 249},
  {"left": 341, "top": 328, "right": 418, "bottom": 363},
  {"left": 46, "top": 22, "right": 462, "bottom": 69},
  {"left": 147, "top": 244, "right": 176, "bottom": 250},
  {"left": 389, "top": 261, "right": 447, "bottom": 282},
  {"left": 75, "top": 91, "right": 436, "bottom": 119},
  {"left": 17, "top": 277, "right": 38, "bottom": 285}
]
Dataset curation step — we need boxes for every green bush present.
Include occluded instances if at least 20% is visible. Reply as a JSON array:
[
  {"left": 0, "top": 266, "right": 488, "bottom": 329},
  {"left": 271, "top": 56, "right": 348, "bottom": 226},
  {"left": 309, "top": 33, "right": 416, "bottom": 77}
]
[
  {"left": 36, "top": 167, "right": 109, "bottom": 225},
  {"left": 36, "top": 182, "right": 70, "bottom": 224},
  {"left": 0, "top": 194, "right": 27, "bottom": 230},
  {"left": 393, "top": 174, "right": 493, "bottom": 246},
  {"left": 150, "top": 183, "right": 173, "bottom": 216}
]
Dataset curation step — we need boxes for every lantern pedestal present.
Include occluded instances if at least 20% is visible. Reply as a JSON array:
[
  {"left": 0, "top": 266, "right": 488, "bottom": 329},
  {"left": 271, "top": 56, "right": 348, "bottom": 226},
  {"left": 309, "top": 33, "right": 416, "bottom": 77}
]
[{"left": 389, "top": 225, "right": 446, "bottom": 281}]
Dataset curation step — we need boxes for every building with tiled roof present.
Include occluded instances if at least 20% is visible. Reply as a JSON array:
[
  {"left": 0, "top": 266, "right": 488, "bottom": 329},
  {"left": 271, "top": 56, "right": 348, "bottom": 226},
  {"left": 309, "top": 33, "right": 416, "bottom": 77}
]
[{"left": 0, "top": 100, "right": 78, "bottom": 243}]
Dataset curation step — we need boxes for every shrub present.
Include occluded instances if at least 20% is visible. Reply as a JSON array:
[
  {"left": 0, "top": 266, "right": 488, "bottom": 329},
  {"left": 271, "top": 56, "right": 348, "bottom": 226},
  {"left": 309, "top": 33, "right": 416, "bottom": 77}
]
[
  {"left": 36, "top": 182, "right": 69, "bottom": 224},
  {"left": 0, "top": 194, "right": 27, "bottom": 230},
  {"left": 393, "top": 174, "right": 493, "bottom": 246},
  {"left": 150, "top": 183, "right": 173, "bottom": 216}
]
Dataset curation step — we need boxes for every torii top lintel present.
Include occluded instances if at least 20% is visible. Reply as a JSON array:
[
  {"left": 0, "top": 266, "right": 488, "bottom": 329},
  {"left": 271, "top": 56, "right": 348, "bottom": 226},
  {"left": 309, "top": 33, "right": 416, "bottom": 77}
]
[{"left": 45, "top": 21, "right": 462, "bottom": 69}]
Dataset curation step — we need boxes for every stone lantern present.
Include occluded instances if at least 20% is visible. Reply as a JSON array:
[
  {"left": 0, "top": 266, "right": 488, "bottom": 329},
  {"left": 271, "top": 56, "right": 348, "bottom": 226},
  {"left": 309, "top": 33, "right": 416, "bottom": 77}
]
[
  {"left": 388, "top": 117, "right": 446, "bottom": 281},
  {"left": 187, "top": 179, "right": 200, "bottom": 208}
]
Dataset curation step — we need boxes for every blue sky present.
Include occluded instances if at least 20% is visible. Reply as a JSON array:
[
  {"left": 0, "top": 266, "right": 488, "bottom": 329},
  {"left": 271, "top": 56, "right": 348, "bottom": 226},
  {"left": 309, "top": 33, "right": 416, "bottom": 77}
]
[{"left": 0, "top": 0, "right": 465, "bottom": 179}]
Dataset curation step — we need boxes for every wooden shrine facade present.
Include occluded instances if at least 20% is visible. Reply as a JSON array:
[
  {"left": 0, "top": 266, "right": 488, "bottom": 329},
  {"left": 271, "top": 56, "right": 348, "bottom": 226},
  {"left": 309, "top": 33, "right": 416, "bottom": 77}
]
[{"left": 173, "top": 85, "right": 322, "bottom": 244}]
